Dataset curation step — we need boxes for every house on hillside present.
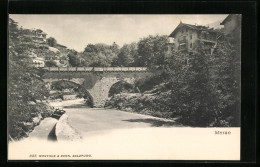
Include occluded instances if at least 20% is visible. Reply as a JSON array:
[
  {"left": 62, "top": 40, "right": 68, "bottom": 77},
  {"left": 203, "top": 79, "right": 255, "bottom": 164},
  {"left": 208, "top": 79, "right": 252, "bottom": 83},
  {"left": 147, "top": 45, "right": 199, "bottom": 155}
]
[
  {"left": 220, "top": 14, "right": 241, "bottom": 41},
  {"left": 32, "top": 57, "right": 45, "bottom": 68},
  {"left": 168, "top": 22, "right": 219, "bottom": 54},
  {"left": 22, "top": 28, "right": 47, "bottom": 44},
  {"left": 31, "top": 29, "right": 47, "bottom": 43}
]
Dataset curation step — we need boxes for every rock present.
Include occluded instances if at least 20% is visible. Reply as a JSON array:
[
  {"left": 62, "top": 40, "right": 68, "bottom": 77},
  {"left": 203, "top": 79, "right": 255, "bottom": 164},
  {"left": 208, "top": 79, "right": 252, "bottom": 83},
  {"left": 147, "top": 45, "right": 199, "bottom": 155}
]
[
  {"left": 32, "top": 114, "right": 42, "bottom": 126},
  {"left": 28, "top": 101, "right": 36, "bottom": 105},
  {"left": 63, "top": 95, "right": 77, "bottom": 100},
  {"left": 23, "top": 122, "right": 34, "bottom": 131},
  {"left": 55, "top": 114, "right": 82, "bottom": 141},
  {"left": 124, "top": 107, "right": 132, "bottom": 112}
]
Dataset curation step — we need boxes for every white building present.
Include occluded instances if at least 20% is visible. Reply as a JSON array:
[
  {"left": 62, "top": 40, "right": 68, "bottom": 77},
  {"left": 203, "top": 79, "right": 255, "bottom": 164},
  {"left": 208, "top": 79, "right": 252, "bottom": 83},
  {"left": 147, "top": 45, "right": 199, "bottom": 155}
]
[{"left": 32, "top": 57, "right": 45, "bottom": 67}]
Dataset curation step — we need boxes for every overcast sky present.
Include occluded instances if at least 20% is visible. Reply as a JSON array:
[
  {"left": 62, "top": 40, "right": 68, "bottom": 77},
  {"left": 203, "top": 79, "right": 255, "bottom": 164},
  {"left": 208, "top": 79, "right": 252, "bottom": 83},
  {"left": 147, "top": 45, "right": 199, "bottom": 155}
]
[{"left": 10, "top": 14, "right": 228, "bottom": 52}]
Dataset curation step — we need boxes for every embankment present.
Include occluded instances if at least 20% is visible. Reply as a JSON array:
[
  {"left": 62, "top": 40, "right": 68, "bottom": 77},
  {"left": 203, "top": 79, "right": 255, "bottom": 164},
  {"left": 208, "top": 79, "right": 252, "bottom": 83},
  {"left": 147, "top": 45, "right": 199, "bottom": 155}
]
[
  {"left": 55, "top": 114, "right": 83, "bottom": 141},
  {"left": 105, "top": 92, "right": 178, "bottom": 120}
]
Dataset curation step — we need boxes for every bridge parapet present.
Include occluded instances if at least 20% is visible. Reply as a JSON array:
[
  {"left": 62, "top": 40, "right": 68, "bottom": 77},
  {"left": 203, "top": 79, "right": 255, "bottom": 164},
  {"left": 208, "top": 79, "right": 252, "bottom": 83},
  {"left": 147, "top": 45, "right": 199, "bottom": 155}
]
[{"left": 43, "top": 67, "right": 148, "bottom": 72}]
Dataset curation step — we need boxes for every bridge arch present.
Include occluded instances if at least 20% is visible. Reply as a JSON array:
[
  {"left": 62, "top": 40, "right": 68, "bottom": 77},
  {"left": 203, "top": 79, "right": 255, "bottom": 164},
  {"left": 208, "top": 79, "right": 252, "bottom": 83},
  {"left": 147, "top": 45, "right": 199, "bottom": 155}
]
[
  {"left": 48, "top": 80, "right": 94, "bottom": 107},
  {"left": 87, "top": 77, "right": 136, "bottom": 107},
  {"left": 108, "top": 80, "right": 135, "bottom": 97}
]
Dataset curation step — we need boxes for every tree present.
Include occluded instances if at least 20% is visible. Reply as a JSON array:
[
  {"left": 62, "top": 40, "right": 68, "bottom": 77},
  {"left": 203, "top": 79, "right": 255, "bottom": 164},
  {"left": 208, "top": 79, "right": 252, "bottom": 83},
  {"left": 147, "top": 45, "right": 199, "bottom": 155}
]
[
  {"left": 82, "top": 43, "right": 117, "bottom": 67},
  {"left": 46, "top": 37, "right": 57, "bottom": 47},
  {"left": 9, "top": 18, "right": 19, "bottom": 40},
  {"left": 208, "top": 39, "right": 241, "bottom": 126},
  {"left": 163, "top": 35, "right": 240, "bottom": 127},
  {"left": 67, "top": 52, "right": 81, "bottom": 67},
  {"left": 136, "top": 35, "right": 168, "bottom": 68},
  {"left": 164, "top": 49, "right": 218, "bottom": 126},
  {"left": 8, "top": 18, "right": 50, "bottom": 140},
  {"left": 112, "top": 43, "right": 137, "bottom": 67}
]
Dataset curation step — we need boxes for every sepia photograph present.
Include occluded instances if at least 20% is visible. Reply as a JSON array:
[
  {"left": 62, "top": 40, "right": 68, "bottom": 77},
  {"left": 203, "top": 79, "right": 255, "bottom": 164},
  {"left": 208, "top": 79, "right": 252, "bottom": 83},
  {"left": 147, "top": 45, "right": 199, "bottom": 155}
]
[{"left": 8, "top": 14, "right": 241, "bottom": 160}]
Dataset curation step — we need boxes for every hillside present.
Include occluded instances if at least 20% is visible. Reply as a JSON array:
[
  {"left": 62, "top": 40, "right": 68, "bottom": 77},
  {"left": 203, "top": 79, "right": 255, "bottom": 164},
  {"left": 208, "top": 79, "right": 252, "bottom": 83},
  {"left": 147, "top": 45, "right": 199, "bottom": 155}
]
[{"left": 14, "top": 26, "right": 71, "bottom": 67}]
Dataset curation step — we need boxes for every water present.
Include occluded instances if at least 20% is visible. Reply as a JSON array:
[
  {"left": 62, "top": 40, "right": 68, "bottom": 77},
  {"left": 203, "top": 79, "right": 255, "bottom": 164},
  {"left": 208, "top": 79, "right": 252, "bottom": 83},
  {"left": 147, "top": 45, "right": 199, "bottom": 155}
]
[{"left": 8, "top": 98, "right": 240, "bottom": 160}]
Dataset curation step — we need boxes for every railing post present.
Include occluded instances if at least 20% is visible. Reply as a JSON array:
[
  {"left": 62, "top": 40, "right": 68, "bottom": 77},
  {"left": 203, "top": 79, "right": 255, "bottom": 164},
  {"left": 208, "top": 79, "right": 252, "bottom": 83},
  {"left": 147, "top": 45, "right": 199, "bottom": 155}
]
[
  {"left": 84, "top": 67, "right": 86, "bottom": 72},
  {"left": 135, "top": 67, "right": 136, "bottom": 72},
  {"left": 58, "top": 67, "right": 60, "bottom": 80}
]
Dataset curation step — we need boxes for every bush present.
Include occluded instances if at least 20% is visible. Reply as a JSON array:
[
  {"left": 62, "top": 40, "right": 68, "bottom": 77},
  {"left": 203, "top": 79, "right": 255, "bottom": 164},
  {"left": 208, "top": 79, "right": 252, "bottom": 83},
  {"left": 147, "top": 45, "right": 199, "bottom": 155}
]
[
  {"left": 51, "top": 80, "right": 79, "bottom": 91},
  {"left": 135, "top": 70, "right": 169, "bottom": 92},
  {"left": 45, "top": 60, "right": 58, "bottom": 67}
]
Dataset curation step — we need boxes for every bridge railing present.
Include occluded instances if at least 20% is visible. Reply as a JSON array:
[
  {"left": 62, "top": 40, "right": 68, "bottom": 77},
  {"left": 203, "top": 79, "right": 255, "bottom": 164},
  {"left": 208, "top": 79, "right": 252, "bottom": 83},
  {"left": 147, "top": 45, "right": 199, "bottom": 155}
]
[{"left": 44, "top": 67, "right": 148, "bottom": 72}]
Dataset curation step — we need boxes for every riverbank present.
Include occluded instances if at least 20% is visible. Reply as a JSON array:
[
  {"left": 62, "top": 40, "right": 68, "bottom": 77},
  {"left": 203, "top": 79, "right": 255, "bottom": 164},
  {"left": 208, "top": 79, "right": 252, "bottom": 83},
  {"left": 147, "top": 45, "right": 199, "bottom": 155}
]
[{"left": 105, "top": 92, "right": 178, "bottom": 120}]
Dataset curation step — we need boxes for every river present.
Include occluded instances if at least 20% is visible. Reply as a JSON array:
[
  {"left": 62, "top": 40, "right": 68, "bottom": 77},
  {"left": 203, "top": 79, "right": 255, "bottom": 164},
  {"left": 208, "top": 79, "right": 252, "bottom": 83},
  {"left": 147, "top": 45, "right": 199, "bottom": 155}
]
[{"left": 8, "top": 98, "right": 240, "bottom": 160}]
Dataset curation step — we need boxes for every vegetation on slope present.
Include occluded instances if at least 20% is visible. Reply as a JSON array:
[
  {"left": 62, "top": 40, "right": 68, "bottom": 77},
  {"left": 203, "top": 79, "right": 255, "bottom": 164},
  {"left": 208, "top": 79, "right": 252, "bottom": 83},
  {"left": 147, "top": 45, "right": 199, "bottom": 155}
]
[
  {"left": 106, "top": 36, "right": 241, "bottom": 127},
  {"left": 8, "top": 19, "right": 55, "bottom": 140}
]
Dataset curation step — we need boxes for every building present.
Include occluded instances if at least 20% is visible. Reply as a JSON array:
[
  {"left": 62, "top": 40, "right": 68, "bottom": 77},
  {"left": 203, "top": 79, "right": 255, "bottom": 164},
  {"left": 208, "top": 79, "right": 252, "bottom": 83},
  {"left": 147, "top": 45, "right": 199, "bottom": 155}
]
[
  {"left": 166, "top": 38, "right": 175, "bottom": 55},
  {"left": 30, "top": 29, "right": 47, "bottom": 43},
  {"left": 22, "top": 28, "right": 47, "bottom": 43},
  {"left": 168, "top": 22, "right": 218, "bottom": 54},
  {"left": 32, "top": 57, "right": 45, "bottom": 68},
  {"left": 220, "top": 14, "right": 241, "bottom": 36}
]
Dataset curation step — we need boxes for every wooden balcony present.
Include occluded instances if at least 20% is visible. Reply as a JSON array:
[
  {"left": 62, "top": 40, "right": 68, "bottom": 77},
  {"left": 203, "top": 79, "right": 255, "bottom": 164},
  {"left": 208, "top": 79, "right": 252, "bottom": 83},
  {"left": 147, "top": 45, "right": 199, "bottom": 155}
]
[{"left": 178, "top": 38, "right": 187, "bottom": 44}]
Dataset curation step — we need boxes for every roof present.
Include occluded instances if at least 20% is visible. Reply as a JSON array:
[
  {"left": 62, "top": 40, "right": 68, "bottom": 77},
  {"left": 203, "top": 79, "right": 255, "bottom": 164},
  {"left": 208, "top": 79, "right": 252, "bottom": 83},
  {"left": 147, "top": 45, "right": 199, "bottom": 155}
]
[
  {"left": 29, "top": 28, "right": 47, "bottom": 35},
  {"left": 169, "top": 22, "right": 217, "bottom": 37},
  {"left": 220, "top": 14, "right": 240, "bottom": 25},
  {"left": 33, "top": 57, "right": 45, "bottom": 61},
  {"left": 38, "top": 32, "right": 47, "bottom": 35}
]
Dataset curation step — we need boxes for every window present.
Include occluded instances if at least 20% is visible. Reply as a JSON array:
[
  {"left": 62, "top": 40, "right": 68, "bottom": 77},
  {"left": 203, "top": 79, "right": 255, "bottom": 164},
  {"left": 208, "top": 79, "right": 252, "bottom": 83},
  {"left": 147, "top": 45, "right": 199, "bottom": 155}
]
[
  {"left": 190, "top": 43, "right": 193, "bottom": 48},
  {"left": 190, "top": 35, "right": 192, "bottom": 40},
  {"left": 186, "top": 29, "right": 188, "bottom": 33},
  {"left": 182, "top": 30, "right": 184, "bottom": 33}
]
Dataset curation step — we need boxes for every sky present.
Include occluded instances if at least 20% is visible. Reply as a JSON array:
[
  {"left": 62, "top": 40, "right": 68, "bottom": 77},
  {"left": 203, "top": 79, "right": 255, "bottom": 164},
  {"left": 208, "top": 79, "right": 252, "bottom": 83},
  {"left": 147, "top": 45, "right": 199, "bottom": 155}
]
[{"left": 10, "top": 14, "right": 228, "bottom": 52}]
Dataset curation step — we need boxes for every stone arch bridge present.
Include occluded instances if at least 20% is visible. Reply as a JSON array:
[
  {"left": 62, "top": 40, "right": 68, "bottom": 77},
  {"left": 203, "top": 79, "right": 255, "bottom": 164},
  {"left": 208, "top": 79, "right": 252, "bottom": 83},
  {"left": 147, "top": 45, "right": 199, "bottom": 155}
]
[{"left": 42, "top": 67, "right": 153, "bottom": 107}]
